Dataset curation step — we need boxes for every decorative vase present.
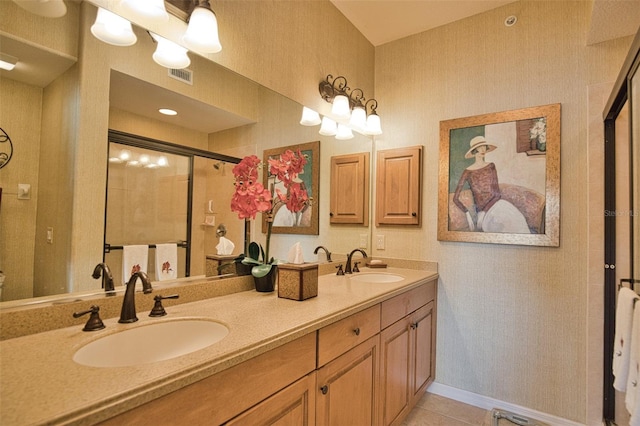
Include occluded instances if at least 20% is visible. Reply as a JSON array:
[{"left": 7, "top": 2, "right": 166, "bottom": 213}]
[
  {"left": 536, "top": 137, "right": 546, "bottom": 152},
  {"left": 254, "top": 265, "right": 277, "bottom": 292},
  {"left": 235, "top": 261, "right": 253, "bottom": 276}
]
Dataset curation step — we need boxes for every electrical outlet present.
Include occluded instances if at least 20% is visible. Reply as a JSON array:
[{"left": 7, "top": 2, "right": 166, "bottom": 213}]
[
  {"left": 376, "top": 235, "right": 385, "bottom": 250},
  {"left": 359, "top": 234, "right": 368, "bottom": 249}
]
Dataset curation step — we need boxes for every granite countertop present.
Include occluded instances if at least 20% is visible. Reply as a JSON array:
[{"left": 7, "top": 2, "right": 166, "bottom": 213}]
[{"left": 0, "top": 267, "right": 438, "bottom": 425}]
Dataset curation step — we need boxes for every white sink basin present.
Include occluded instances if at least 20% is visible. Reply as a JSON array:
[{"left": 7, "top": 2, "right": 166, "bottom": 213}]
[
  {"left": 349, "top": 273, "right": 404, "bottom": 283},
  {"left": 73, "top": 319, "right": 229, "bottom": 368}
]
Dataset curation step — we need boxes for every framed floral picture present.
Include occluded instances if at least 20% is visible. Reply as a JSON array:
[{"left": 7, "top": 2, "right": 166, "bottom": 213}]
[
  {"left": 437, "top": 103, "right": 561, "bottom": 247},
  {"left": 263, "top": 141, "right": 320, "bottom": 235}
]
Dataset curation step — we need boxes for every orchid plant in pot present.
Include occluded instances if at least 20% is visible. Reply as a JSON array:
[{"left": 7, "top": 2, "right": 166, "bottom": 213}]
[{"left": 231, "top": 149, "right": 310, "bottom": 291}]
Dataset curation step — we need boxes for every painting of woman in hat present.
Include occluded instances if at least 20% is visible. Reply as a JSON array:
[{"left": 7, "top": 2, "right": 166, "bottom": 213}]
[{"left": 452, "top": 135, "right": 531, "bottom": 234}]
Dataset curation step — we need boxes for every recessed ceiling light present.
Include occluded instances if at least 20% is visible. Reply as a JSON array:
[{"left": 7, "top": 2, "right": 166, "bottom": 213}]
[
  {"left": 504, "top": 15, "right": 517, "bottom": 27},
  {"left": 0, "top": 53, "right": 18, "bottom": 71},
  {"left": 159, "top": 108, "right": 177, "bottom": 116}
]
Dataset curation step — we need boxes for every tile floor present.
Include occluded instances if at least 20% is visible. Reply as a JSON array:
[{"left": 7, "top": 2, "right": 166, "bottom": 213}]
[{"left": 403, "top": 392, "right": 493, "bottom": 426}]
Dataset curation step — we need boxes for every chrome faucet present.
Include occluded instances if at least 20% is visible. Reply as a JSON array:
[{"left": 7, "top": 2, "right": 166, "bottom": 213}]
[
  {"left": 313, "top": 245, "right": 332, "bottom": 262},
  {"left": 119, "top": 271, "right": 152, "bottom": 323},
  {"left": 92, "top": 263, "right": 115, "bottom": 295},
  {"left": 345, "top": 249, "right": 367, "bottom": 274}
]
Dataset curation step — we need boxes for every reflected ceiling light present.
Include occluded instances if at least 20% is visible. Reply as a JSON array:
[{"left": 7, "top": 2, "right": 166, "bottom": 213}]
[
  {"left": 319, "top": 117, "right": 337, "bottom": 136},
  {"left": 91, "top": 7, "right": 137, "bottom": 47},
  {"left": 118, "top": 149, "right": 131, "bottom": 161},
  {"left": 182, "top": 0, "right": 222, "bottom": 54},
  {"left": 335, "top": 124, "right": 354, "bottom": 140},
  {"left": 150, "top": 33, "right": 190, "bottom": 69},
  {"left": 0, "top": 53, "right": 19, "bottom": 71},
  {"left": 12, "top": 0, "right": 67, "bottom": 18},
  {"left": 121, "top": 0, "right": 169, "bottom": 22},
  {"left": 157, "top": 156, "right": 168, "bottom": 167},
  {"left": 159, "top": 108, "right": 178, "bottom": 116},
  {"left": 300, "top": 107, "right": 321, "bottom": 126}
]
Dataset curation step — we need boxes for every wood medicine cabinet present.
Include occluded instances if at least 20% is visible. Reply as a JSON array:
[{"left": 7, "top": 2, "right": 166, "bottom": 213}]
[
  {"left": 330, "top": 152, "right": 370, "bottom": 224},
  {"left": 376, "top": 146, "right": 423, "bottom": 226}
]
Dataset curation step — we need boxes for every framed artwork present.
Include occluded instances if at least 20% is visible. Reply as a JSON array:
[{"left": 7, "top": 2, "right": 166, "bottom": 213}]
[
  {"left": 437, "top": 103, "right": 560, "bottom": 247},
  {"left": 263, "top": 141, "right": 320, "bottom": 235}
]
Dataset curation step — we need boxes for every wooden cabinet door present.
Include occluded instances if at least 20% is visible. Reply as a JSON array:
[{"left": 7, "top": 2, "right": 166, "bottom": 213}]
[
  {"left": 379, "top": 316, "right": 411, "bottom": 426},
  {"left": 227, "top": 373, "right": 316, "bottom": 426},
  {"left": 375, "top": 146, "right": 422, "bottom": 226},
  {"left": 330, "top": 152, "right": 370, "bottom": 224},
  {"left": 316, "top": 335, "right": 380, "bottom": 426},
  {"left": 410, "top": 302, "right": 435, "bottom": 405}
]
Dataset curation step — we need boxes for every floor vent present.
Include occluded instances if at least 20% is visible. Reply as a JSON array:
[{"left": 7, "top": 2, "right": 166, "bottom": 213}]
[
  {"left": 168, "top": 68, "right": 193, "bottom": 85},
  {"left": 492, "top": 409, "right": 548, "bottom": 426}
]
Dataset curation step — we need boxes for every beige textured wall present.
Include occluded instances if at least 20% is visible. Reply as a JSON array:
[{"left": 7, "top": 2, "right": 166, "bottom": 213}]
[
  {"left": 374, "top": 1, "right": 633, "bottom": 422},
  {"left": 0, "top": 80, "right": 42, "bottom": 301}
]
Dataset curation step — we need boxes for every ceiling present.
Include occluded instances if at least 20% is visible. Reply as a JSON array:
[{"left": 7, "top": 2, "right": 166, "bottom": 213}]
[
  {"left": 330, "top": 0, "right": 640, "bottom": 47},
  {"left": 3, "top": 0, "right": 639, "bottom": 133}
]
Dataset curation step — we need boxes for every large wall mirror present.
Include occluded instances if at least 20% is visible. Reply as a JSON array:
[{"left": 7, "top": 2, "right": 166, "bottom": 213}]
[{"left": 0, "top": 1, "right": 373, "bottom": 305}]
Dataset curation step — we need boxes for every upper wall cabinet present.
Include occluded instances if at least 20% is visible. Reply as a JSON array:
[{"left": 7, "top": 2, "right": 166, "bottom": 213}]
[
  {"left": 330, "top": 152, "right": 370, "bottom": 225},
  {"left": 376, "top": 146, "right": 423, "bottom": 226}
]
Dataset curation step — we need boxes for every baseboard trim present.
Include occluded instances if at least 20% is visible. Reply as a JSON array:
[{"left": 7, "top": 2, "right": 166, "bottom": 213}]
[{"left": 427, "top": 382, "right": 586, "bottom": 426}]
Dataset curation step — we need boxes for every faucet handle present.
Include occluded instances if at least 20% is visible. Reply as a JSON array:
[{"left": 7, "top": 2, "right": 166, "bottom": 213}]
[
  {"left": 149, "top": 294, "right": 180, "bottom": 317},
  {"left": 73, "top": 305, "right": 106, "bottom": 332},
  {"left": 336, "top": 264, "right": 344, "bottom": 276},
  {"left": 353, "top": 262, "right": 360, "bottom": 273}
]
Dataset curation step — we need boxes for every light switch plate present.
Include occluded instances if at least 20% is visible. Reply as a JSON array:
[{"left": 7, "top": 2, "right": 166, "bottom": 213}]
[{"left": 376, "top": 235, "right": 385, "bottom": 250}]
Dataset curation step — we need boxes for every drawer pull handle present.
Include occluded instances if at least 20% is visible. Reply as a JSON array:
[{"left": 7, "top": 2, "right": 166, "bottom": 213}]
[
  {"left": 410, "top": 323, "right": 417, "bottom": 330},
  {"left": 354, "top": 327, "right": 361, "bottom": 336},
  {"left": 320, "top": 385, "right": 329, "bottom": 394}
]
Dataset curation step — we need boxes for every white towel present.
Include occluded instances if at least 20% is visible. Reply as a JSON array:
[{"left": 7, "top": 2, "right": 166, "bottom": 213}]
[
  {"left": 155, "top": 243, "right": 178, "bottom": 281},
  {"left": 122, "top": 245, "right": 148, "bottom": 284},
  {"left": 614, "top": 288, "right": 639, "bottom": 391},
  {"left": 628, "top": 303, "right": 640, "bottom": 422}
]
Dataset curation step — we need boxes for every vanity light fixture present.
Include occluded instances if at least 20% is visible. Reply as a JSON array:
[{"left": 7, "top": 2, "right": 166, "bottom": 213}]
[
  {"left": 91, "top": 7, "right": 137, "bottom": 47},
  {"left": 121, "top": 0, "right": 169, "bottom": 22},
  {"left": 182, "top": 0, "right": 222, "bottom": 54},
  {"left": 300, "top": 74, "right": 382, "bottom": 138},
  {"left": 151, "top": 33, "right": 190, "bottom": 69},
  {"left": 0, "top": 53, "right": 19, "bottom": 71},
  {"left": 12, "top": 0, "right": 67, "bottom": 18},
  {"left": 299, "top": 107, "right": 321, "bottom": 126}
]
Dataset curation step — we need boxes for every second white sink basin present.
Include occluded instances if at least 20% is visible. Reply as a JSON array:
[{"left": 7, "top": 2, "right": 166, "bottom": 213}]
[
  {"left": 349, "top": 273, "right": 404, "bottom": 283},
  {"left": 73, "top": 319, "right": 229, "bottom": 368}
]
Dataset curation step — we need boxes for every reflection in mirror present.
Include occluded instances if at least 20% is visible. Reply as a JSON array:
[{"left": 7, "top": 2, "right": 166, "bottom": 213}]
[
  {"left": 0, "top": 0, "right": 373, "bottom": 307},
  {"left": 105, "top": 130, "right": 244, "bottom": 287}
]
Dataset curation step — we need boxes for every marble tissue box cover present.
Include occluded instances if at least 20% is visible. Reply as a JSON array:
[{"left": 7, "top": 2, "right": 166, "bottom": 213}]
[{"left": 277, "top": 263, "right": 318, "bottom": 301}]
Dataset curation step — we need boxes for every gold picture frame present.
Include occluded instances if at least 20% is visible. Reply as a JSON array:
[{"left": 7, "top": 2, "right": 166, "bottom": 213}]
[
  {"left": 438, "top": 103, "right": 560, "bottom": 247},
  {"left": 263, "top": 141, "right": 320, "bottom": 235}
]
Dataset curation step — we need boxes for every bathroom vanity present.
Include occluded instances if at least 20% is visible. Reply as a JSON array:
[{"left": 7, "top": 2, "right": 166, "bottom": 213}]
[{"left": 0, "top": 266, "right": 437, "bottom": 425}]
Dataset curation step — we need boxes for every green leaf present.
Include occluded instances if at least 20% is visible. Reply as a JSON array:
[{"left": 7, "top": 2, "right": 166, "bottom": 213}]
[
  {"left": 248, "top": 242, "right": 260, "bottom": 261},
  {"left": 251, "top": 263, "right": 273, "bottom": 278},
  {"left": 241, "top": 257, "right": 261, "bottom": 266}
]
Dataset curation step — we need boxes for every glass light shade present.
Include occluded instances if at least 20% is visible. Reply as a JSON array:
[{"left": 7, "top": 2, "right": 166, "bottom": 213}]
[
  {"left": 12, "top": 0, "right": 67, "bottom": 18},
  {"left": 335, "top": 124, "right": 354, "bottom": 140},
  {"left": 365, "top": 113, "right": 382, "bottom": 135},
  {"left": 151, "top": 34, "right": 190, "bottom": 69},
  {"left": 182, "top": 6, "right": 222, "bottom": 53},
  {"left": 331, "top": 94, "right": 351, "bottom": 119},
  {"left": 91, "top": 7, "right": 137, "bottom": 47},
  {"left": 300, "top": 107, "right": 321, "bottom": 126},
  {"left": 349, "top": 106, "right": 367, "bottom": 132},
  {"left": 121, "top": 0, "right": 169, "bottom": 21},
  {"left": 319, "top": 117, "right": 337, "bottom": 136}
]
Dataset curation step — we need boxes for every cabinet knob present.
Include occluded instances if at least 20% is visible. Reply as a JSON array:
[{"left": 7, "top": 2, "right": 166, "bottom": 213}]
[
  {"left": 353, "top": 327, "right": 361, "bottom": 336},
  {"left": 320, "top": 385, "right": 328, "bottom": 395},
  {"left": 412, "top": 212, "right": 417, "bottom": 217},
  {"left": 410, "top": 323, "right": 417, "bottom": 330},
  {"left": 329, "top": 212, "right": 334, "bottom": 217}
]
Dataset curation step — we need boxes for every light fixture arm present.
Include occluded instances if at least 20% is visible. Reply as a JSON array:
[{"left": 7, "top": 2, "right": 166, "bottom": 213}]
[
  {"left": 364, "top": 98, "right": 378, "bottom": 115},
  {"left": 319, "top": 75, "right": 350, "bottom": 103}
]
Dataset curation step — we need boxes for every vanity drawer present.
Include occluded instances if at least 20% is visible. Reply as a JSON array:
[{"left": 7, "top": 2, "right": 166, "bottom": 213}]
[
  {"left": 380, "top": 280, "right": 436, "bottom": 330},
  {"left": 318, "top": 305, "right": 380, "bottom": 367}
]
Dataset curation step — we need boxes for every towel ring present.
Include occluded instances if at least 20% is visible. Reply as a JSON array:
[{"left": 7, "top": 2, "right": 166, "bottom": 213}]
[{"left": 216, "top": 224, "right": 227, "bottom": 238}]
